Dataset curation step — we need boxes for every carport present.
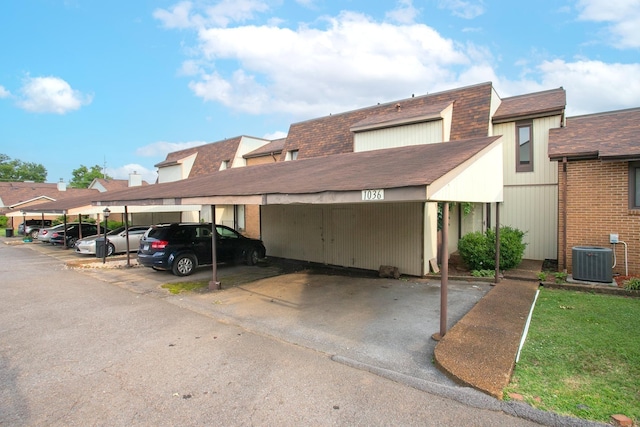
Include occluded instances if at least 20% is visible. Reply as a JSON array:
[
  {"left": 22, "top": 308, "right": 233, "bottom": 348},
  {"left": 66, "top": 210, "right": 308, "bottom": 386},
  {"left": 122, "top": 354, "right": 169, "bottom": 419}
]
[{"left": 91, "top": 136, "right": 504, "bottom": 337}]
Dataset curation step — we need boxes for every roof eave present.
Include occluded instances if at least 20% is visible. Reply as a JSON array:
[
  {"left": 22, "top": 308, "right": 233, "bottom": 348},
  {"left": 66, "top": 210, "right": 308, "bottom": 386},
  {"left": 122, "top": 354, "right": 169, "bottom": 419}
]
[{"left": 493, "top": 108, "right": 565, "bottom": 124}]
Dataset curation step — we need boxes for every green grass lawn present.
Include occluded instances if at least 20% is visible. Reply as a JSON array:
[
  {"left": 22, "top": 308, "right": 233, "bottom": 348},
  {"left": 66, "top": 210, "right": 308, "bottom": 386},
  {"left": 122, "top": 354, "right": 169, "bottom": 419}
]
[{"left": 505, "top": 288, "right": 640, "bottom": 423}]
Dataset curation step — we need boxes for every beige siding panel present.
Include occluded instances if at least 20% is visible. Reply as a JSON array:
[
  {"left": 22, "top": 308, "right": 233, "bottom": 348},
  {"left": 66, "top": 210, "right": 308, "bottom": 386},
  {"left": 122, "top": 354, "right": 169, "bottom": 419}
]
[
  {"left": 354, "top": 121, "right": 443, "bottom": 152},
  {"left": 501, "top": 185, "right": 558, "bottom": 260},
  {"left": 262, "top": 205, "right": 325, "bottom": 263},
  {"left": 497, "top": 116, "right": 561, "bottom": 186},
  {"left": 262, "top": 203, "right": 425, "bottom": 276}
]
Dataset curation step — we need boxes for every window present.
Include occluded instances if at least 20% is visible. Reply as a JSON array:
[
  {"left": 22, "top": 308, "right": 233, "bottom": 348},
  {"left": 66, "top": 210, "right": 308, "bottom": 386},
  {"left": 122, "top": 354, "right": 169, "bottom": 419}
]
[
  {"left": 516, "top": 121, "right": 533, "bottom": 172},
  {"left": 220, "top": 160, "right": 230, "bottom": 170},
  {"left": 286, "top": 149, "right": 299, "bottom": 161},
  {"left": 629, "top": 162, "right": 640, "bottom": 209}
]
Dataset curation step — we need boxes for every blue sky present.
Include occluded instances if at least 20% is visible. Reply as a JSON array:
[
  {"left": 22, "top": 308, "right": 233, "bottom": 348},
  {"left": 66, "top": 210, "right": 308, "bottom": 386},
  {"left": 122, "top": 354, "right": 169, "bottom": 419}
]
[{"left": 1, "top": 0, "right": 639, "bottom": 185}]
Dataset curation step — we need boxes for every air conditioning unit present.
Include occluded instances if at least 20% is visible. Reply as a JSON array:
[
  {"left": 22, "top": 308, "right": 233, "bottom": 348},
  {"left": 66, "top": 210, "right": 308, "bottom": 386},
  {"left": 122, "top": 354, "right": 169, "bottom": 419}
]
[{"left": 572, "top": 246, "right": 613, "bottom": 283}]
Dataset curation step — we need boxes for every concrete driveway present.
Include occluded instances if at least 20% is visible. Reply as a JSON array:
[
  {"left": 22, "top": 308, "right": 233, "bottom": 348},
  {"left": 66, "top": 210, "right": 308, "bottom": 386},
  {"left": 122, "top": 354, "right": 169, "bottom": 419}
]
[{"left": 171, "top": 270, "right": 491, "bottom": 386}]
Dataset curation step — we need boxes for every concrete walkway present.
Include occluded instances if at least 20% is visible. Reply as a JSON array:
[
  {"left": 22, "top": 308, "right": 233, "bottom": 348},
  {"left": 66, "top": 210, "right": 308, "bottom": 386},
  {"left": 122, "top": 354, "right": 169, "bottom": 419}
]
[{"left": 434, "top": 278, "right": 540, "bottom": 398}]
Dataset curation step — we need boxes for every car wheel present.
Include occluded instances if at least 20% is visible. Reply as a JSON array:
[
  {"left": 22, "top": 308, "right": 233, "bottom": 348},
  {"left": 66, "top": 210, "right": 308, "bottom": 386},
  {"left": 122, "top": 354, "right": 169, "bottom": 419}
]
[
  {"left": 67, "top": 237, "right": 78, "bottom": 248},
  {"left": 245, "top": 248, "right": 259, "bottom": 266},
  {"left": 172, "top": 254, "right": 196, "bottom": 276},
  {"left": 107, "top": 243, "right": 115, "bottom": 257},
  {"left": 30, "top": 230, "right": 39, "bottom": 239}
]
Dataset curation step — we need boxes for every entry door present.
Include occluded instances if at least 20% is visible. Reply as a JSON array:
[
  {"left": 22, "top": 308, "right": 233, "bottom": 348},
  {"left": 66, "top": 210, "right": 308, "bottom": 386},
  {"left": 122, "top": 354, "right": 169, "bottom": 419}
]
[{"left": 325, "top": 207, "right": 356, "bottom": 267}]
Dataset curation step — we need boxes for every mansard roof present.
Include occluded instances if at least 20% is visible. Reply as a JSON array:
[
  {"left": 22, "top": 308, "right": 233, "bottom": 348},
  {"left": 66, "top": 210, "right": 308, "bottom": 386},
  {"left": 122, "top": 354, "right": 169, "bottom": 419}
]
[
  {"left": 493, "top": 87, "right": 566, "bottom": 123},
  {"left": 281, "top": 82, "right": 495, "bottom": 160},
  {"left": 549, "top": 107, "right": 640, "bottom": 161}
]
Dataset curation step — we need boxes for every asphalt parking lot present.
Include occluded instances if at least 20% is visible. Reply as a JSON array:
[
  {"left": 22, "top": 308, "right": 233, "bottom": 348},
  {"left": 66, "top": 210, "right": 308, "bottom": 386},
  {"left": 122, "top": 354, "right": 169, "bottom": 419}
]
[{"left": 19, "top": 238, "right": 492, "bottom": 387}]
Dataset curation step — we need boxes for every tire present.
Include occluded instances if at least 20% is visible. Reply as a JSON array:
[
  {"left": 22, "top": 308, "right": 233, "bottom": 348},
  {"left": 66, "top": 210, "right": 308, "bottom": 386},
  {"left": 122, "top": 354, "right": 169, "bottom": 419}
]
[
  {"left": 172, "top": 254, "right": 196, "bottom": 276},
  {"left": 245, "top": 248, "right": 259, "bottom": 266},
  {"left": 107, "top": 243, "right": 115, "bottom": 257},
  {"left": 30, "top": 230, "right": 39, "bottom": 239},
  {"left": 67, "top": 237, "right": 78, "bottom": 248}
]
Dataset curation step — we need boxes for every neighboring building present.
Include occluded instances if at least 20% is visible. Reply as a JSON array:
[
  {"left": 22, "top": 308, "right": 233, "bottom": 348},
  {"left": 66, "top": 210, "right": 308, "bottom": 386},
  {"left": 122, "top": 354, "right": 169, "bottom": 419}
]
[
  {"left": 243, "top": 138, "right": 285, "bottom": 166},
  {"left": 88, "top": 173, "right": 147, "bottom": 192},
  {"left": 154, "top": 136, "right": 273, "bottom": 237},
  {"left": 0, "top": 180, "right": 98, "bottom": 229},
  {"left": 549, "top": 107, "right": 640, "bottom": 276}
]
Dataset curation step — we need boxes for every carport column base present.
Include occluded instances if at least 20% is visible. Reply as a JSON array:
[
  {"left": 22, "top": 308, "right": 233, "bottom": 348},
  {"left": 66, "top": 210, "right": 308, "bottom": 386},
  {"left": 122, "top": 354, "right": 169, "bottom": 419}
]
[
  {"left": 431, "top": 333, "right": 443, "bottom": 341},
  {"left": 209, "top": 280, "right": 221, "bottom": 291}
]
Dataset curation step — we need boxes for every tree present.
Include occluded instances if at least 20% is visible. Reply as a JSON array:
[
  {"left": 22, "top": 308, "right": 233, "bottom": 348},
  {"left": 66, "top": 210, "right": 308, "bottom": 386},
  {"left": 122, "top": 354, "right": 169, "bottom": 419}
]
[
  {"left": 70, "top": 165, "right": 112, "bottom": 188},
  {"left": 0, "top": 153, "right": 47, "bottom": 182}
]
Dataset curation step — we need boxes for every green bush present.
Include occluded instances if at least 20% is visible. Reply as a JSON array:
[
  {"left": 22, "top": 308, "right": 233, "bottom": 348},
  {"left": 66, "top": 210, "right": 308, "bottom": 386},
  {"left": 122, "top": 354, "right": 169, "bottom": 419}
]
[
  {"left": 623, "top": 277, "right": 640, "bottom": 291},
  {"left": 0, "top": 215, "right": 8, "bottom": 228},
  {"left": 458, "top": 226, "right": 527, "bottom": 271}
]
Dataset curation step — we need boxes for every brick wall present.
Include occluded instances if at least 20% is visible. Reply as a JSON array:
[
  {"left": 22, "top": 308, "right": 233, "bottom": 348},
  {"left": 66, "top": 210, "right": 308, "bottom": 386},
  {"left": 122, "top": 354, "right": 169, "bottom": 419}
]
[{"left": 559, "top": 159, "right": 640, "bottom": 275}]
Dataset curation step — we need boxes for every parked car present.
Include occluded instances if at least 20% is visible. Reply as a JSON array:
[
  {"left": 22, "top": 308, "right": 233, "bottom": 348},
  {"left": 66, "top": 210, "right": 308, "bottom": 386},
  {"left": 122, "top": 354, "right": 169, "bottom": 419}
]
[
  {"left": 75, "top": 225, "right": 150, "bottom": 256},
  {"left": 49, "top": 223, "right": 108, "bottom": 248},
  {"left": 37, "top": 223, "right": 68, "bottom": 243},
  {"left": 18, "top": 219, "right": 53, "bottom": 239},
  {"left": 137, "top": 223, "right": 266, "bottom": 276}
]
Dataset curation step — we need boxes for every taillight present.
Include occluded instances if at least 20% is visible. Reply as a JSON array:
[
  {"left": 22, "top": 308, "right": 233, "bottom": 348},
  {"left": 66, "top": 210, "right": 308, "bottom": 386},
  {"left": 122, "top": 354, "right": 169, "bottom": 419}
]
[{"left": 151, "top": 240, "right": 168, "bottom": 249}]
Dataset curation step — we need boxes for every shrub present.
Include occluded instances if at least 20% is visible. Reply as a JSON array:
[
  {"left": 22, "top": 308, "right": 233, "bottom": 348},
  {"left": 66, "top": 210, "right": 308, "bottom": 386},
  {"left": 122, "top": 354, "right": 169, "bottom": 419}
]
[
  {"left": 623, "top": 277, "right": 640, "bottom": 291},
  {"left": 458, "top": 226, "right": 527, "bottom": 271},
  {"left": 0, "top": 215, "right": 7, "bottom": 228}
]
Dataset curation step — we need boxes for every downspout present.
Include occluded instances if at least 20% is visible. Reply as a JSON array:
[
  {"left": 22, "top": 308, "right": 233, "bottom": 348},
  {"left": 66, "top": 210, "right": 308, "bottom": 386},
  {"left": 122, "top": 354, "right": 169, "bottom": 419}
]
[{"left": 562, "top": 157, "right": 568, "bottom": 272}]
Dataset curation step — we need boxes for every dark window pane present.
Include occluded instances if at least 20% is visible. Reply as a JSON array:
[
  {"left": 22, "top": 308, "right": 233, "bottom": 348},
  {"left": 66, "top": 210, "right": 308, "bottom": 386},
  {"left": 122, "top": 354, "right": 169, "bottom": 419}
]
[{"left": 518, "top": 126, "right": 531, "bottom": 164}]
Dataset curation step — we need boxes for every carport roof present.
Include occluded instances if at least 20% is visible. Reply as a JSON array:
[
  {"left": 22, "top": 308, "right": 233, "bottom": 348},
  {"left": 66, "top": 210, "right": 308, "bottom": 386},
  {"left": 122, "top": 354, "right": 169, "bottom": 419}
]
[{"left": 92, "top": 136, "right": 503, "bottom": 207}]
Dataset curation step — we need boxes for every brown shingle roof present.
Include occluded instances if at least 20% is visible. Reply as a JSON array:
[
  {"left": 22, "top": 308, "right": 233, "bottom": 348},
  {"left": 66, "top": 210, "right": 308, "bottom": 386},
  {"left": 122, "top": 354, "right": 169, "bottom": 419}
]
[
  {"left": 548, "top": 108, "right": 640, "bottom": 160},
  {"left": 493, "top": 87, "right": 566, "bottom": 123},
  {"left": 243, "top": 138, "right": 285, "bottom": 159},
  {"left": 9, "top": 192, "right": 107, "bottom": 214},
  {"left": 154, "top": 137, "right": 244, "bottom": 176},
  {"left": 281, "top": 82, "right": 495, "bottom": 160},
  {"left": 350, "top": 101, "right": 453, "bottom": 131},
  {"left": 0, "top": 182, "right": 98, "bottom": 211},
  {"left": 92, "top": 136, "right": 500, "bottom": 205}
]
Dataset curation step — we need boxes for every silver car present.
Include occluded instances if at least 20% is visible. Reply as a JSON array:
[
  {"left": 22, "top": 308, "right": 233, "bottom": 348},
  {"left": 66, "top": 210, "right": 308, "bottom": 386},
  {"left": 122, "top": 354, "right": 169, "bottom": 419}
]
[
  {"left": 75, "top": 225, "right": 150, "bottom": 256},
  {"left": 37, "top": 223, "right": 67, "bottom": 243}
]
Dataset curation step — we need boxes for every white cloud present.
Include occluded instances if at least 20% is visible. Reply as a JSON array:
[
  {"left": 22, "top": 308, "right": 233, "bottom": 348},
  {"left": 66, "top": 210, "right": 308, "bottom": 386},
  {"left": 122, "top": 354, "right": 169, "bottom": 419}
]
[
  {"left": 495, "top": 59, "right": 640, "bottom": 116},
  {"left": 576, "top": 0, "right": 640, "bottom": 48},
  {"left": 0, "top": 85, "right": 10, "bottom": 98},
  {"left": 262, "top": 130, "right": 287, "bottom": 140},
  {"left": 438, "top": 0, "right": 485, "bottom": 19},
  {"left": 156, "top": 1, "right": 639, "bottom": 123},
  {"left": 539, "top": 59, "right": 640, "bottom": 115},
  {"left": 386, "top": 0, "right": 420, "bottom": 24},
  {"left": 135, "top": 140, "right": 209, "bottom": 157},
  {"left": 154, "top": 0, "right": 270, "bottom": 29},
  {"left": 182, "top": 11, "right": 471, "bottom": 117},
  {"left": 17, "top": 76, "right": 92, "bottom": 114},
  {"left": 107, "top": 163, "right": 158, "bottom": 185}
]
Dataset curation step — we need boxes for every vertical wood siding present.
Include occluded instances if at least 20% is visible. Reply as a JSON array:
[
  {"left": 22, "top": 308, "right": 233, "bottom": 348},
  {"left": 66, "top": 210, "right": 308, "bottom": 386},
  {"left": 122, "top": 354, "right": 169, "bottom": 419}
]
[
  {"left": 496, "top": 116, "right": 560, "bottom": 186},
  {"left": 494, "top": 115, "right": 561, "bottom": 260},
  {"left": 501, "top": 185, "right": 558, "bottom": 260},
  {"left": 353, "top": 121, "right": 443, "bottom": 152},
  {"left": 262, "top": 203, "right": 425, "bottom": 276}
]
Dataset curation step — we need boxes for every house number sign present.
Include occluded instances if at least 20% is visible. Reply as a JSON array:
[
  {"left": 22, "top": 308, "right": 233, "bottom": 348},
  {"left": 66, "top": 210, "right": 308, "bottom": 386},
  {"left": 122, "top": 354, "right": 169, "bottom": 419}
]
[{"left": 362, "top": 189, "right": 384, "bottom": 201}]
